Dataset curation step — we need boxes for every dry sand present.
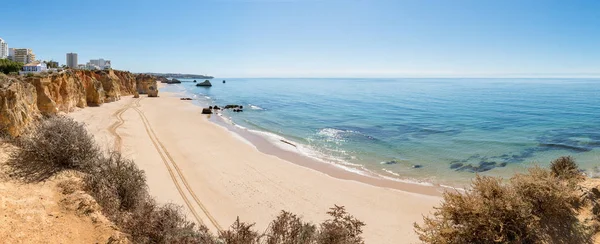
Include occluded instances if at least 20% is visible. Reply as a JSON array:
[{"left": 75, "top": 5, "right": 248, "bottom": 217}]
[
  {"left": 69, "top": 86, "right": 442, "bottom": 243},
  {"left": 0, "top": 143, "right": 125, "bottom": 243}
]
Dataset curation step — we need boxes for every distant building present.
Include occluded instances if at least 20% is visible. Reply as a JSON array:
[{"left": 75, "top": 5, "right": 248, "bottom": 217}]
[
  {"left": 88, "top": 58, "right": 111, "bottom": 70},
  {"left": 20, "top": 61, "right": 47, "bottom": 74},
  {"left": 77, "top": 64, "right": 86, "bottom": 69},
  {"left": 8, "top": 48, "right": 15, "bottom": 61},
  {"left": 0, "top": 38, "right": 7, "bottom": 59},
  {"left": 85, "top": 63, "right": 101, "bottom": 70},
  {"left": 12, "top": 48, "right": 36, "bottom": 64},
  {"left": 66, "top": 53, "right": 78, "bottom": 68}
]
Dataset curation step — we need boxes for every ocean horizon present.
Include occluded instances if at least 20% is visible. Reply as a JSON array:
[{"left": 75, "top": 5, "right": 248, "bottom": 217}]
[{"left": 162, "top": 78, "right": 600, "bottom": 186}]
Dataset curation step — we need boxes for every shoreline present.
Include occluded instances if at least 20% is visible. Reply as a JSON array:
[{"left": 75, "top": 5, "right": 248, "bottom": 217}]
[
  {"left": 70, "top": 85, "right": 442, "bottom": 242},
  {"left": 163, "top": 82, "right": 448, "bottom": 196},
  {"left": 209, "top": 111, "right": 445, "bottom": 197}
]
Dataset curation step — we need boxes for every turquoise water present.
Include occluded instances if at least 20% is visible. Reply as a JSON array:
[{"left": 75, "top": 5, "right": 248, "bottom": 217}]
[{"left": 162, "top": 78, "right": 600, "bottom": 185}]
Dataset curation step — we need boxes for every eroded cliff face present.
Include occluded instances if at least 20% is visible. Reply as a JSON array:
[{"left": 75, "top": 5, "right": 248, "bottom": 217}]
[
  {"left": 0, "top": 70, "right": 157, "bottom": 137},
  {"left": 0, "top": 78, "right": 40, "bottom": 137}
]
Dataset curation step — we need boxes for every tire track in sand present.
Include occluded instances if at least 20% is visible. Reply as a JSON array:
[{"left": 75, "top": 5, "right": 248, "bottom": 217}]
[
  {"left": 129, "top": 98, "right": 223, "bottom": 231},
  {"left": 108, "top": 97, "right": 207, "bottom": 228},
  {"left": 107, "top": 102, "right": 131, "bottom": 152},
  {"left": 130, "top": 98, "right": 223, "bottom": 231}
]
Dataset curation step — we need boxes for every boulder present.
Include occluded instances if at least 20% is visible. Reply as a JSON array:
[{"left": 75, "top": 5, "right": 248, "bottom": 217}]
[
  {"left": 157, "top": 76, "right": 169, "bottom": 83},
  {"left": 193, "top": 80, "right": 197, "bottom": 83},
  {"left": 166, "top": 78, "right": 181, "bottom": 84},
  {"left": 223, "top": 80, "right": 226, "bottom": 83},
  {"left": 147, "top": 86, "right": 158, "bottom": 97},
  {"left": 202, "top": 108, "right": 212, "bottom": 114},
  {"left": 134, "top": 92, "right": 140, "bottom": 98},
  {"left": 224, "top": 104, "right": 241, "bottom": 109},
  {"left": 196, "top": 80, "right": 212, "bottom": 87},
  {"left": 136, "top": 74, "right": 158, "bottom": 95},
  {"left": 213, "top": 105, "right": 221, "bottom": 110}
]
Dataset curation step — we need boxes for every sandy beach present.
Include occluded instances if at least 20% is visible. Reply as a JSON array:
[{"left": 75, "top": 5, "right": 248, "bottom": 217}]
[{"left": 69, "top": 85, "right": 442, "bottom": 243}]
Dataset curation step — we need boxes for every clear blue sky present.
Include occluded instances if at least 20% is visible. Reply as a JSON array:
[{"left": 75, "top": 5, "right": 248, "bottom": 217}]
[{"left": 1, "top": 0, "right": 599, "bottom": 77}]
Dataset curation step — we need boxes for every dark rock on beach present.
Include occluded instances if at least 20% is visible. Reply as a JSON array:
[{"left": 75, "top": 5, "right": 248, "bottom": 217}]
[
  {"left": 412, "top": 164, "right": 423, "bottom": 169},
  {"left": 180, "top": 98, "right": 192, "bottom": 100},
  {"left": 202, "top": 108, "right": 212, "bottom": 114},
  {"left": 213, "top": 105, "right": 221, "bottom": 110},
  {"left": 225, "top": 105, "right": 241, "bottom": 109},
  {"left": 382, "top": 160, "right": 399, "bottom": 165}
]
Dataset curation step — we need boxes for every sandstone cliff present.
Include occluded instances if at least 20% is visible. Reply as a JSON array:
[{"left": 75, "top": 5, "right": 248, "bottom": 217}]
[{"left": 0, "top": 70, "right": 157, "bottom": 137}]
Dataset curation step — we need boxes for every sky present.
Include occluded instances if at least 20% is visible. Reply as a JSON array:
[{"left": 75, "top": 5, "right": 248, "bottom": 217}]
[{"left": 1, "top": 0, "right": 599, "bottom": 78}]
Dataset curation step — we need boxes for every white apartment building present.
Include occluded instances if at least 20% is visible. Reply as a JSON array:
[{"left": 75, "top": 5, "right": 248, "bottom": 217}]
[
  {"left": 88, "top": 58, "right": 111, "bottom": 70},
  {"left": 0, "top": 38, "right": 7, "bottom": 59}
]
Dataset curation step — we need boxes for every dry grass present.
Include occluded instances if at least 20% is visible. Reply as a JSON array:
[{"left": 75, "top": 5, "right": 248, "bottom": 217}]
[
  {"left": 218, "top": 205, "right": 365, "bottom": 244},
  {"left": 551, "top": 156, "right": 583, "bottom": 181},
  {"left": 84, "top": 152, "right": 148, "bottom": 219},
  {"left": 415, "top": 158, "right": 593, "bottom": 244},
  {"left": 263, "top": 211, "right": 317, "bottom": 244},
  {"left": 8, "top": 115, "right": 99, "bottom": 182}
]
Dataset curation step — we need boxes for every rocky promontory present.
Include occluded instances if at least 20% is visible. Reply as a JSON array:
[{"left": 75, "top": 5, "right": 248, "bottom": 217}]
[{"left": 0, "top": 70, "right": 158, "bottom": 137}]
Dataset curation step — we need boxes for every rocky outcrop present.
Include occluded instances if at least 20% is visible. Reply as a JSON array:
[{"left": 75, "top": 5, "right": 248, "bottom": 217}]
[
  {"left": 196, "top": 80, "right": 212, "bottom": 87},
  {"left": 0, "top": 70, "right": 158, "bottom": 137},
  {"left": 135, "top": 74, "right": 158, "bottom": 95},
  {"left": 0, "top": 77, "right": 40, "bottom": 137}
]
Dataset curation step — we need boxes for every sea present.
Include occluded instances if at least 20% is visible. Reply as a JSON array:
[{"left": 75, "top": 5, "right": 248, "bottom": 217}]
[{"left": 161, "top": 78, "right": 600, "bottom": 186}]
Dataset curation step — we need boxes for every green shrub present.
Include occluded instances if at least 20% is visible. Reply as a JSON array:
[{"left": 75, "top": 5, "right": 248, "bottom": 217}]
[{"left": 9, "top": 115, "right": 99, "bottom": 181}]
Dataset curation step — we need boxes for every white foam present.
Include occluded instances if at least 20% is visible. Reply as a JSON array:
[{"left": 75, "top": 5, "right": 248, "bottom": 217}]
[
  {"left": 249, "top": 104, "right": 264, "bottom": 110},
  {"left": 382, "top": 168, "right": 400, "bottom": 177}
]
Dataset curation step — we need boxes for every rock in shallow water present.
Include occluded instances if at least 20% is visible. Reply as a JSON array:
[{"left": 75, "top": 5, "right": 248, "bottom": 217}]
[
  {"left": 202, "top": 108, "right": 212, "bottom": 114},
  {"left": 196, "top": 80, "right": 212, "bottom": 87}
]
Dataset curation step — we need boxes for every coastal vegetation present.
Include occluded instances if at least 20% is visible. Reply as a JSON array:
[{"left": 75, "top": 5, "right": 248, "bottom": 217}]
[
  {"left": 5, "top": 115, "right": 366, "bottom": 243},
  {"left": 0, "top": 59, "right": 23, "bottom": 74},
  {"left": 415, "top": 156, "right": 600, "bottom": 243}
]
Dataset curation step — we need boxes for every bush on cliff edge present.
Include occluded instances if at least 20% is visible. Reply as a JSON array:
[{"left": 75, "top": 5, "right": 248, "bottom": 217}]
[
  {"left": 414, "top": 159, "right": 590, "bottom": 244},
  {"left": 8, "top": 115, "right": 99, "bottom": 181}
]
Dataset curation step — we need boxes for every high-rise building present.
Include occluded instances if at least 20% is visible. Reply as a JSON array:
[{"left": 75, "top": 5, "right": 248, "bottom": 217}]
[
  {"left": 13, "top": 48, "right": 35, "bottom": 64},
  {"left": 66, "top": 53, "right": 78, "bottom": 68},
  {"left": 0, "top": 38, "right": 7, "bottom": 59}
]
